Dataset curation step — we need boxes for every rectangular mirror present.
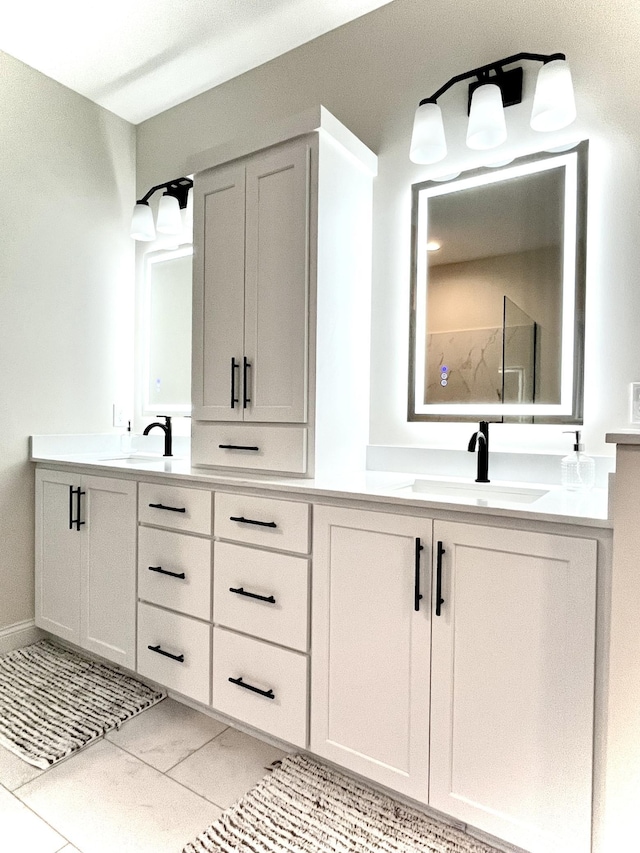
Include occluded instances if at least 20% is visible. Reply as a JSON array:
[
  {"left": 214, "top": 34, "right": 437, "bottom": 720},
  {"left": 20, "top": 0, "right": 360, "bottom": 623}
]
[
  {"left": 408, "top": 143, "right": 587, "bottom": 423},
  {"left": 142, "top": 247, "right": 192, "bottom": 416}
]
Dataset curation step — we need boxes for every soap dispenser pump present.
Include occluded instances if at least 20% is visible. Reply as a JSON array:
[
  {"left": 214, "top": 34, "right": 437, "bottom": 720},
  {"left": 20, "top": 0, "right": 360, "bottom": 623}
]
[{"left": 561, "top": 430, "right": 595, "bottom": 491}]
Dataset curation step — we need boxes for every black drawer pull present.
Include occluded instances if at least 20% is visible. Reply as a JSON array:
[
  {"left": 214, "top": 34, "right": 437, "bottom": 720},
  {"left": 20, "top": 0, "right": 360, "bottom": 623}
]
[
  {"left": 230, "top": 357, "right": 239, "bottom": 409},
  {"left": 218, "top": 444, "right": 260, "bottom": 451},
  {"left": 229, "top": 515, "right": 277, "bottom": 529},
  {"left": 228, "top": 676, "right": 274, "bottom": 700},
  {"left": 435, "top": 541, "right": 446, "bottom": 617},
  {"left": 147, "top": 644, "right": 184, "bottom": 663},
  {"left": 229, "top": 586, "right": 276, "bottom": 604},
  {"left": 148, "top": 502, "right": 186, "bottom": 513},
  {"left": 414, "top": 537, "right": 424, "bottom": 612},
  {"left": 148, "top": 565, "right": 186, "bottom": 580}
]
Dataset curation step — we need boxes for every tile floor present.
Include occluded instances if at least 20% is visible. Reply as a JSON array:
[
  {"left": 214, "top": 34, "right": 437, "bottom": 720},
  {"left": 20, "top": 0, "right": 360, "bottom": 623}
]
[{"left": 0, "top": 697, "right": 287, "bottom": 853}]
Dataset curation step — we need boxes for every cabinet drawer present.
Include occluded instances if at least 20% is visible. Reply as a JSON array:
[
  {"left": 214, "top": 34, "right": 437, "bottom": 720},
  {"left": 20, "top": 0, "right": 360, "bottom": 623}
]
[
  {"left": 139, "top": 482, "right": 211, "bottom": 535},
  {"left": 138, "top": 527, "right": 212, "bottom": 620},
  {"left": 212, "top": 627, "right": 308, "bottom": 747},
  {"left": 215, "top": 493, "right": 309, "bottom": 553},
  {"left": 137, "top": 603, "right": 210, "bottom": 705},
  {"left": 191, "top": 423, "right": 307, "bottom": 474},
  {"left": 213, "top": 542, "right": 309, "bottom": 651}
]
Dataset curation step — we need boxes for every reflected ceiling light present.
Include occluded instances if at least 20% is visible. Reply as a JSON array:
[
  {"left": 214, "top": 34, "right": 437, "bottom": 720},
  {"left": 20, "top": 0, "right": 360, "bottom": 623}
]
[
  {"left": 426, "top": 240, "right": 442, "bottom": 252},
  {"left": 409, "top": 52, "right": 576, "bottom": 165},
  {"left": 130, "top": 177, "right": 193, "bottom": 241}
]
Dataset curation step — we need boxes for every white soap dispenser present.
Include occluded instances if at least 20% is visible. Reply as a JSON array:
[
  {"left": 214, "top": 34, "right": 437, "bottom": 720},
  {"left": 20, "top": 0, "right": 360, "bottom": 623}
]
[{"left": 561, "top": 430, "right": 595, "bottom": 490}]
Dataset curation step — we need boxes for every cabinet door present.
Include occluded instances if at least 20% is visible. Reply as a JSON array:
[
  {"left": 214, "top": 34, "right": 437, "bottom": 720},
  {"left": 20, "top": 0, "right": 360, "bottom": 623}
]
[
  {"left": 81, "top": 476, "right": 137, "bottom": 669},
  {"left": 430, "top": 521, "right": 596, "bottom": 853},
  {"left": 192, "top": 162, "right": 246, "bottom": 421},
  {"left": 310, "top": 506, "right": 432, "bottom": 799},
  {"left": 35, "top": 469, "right": 82, "bottom": 643},
  {"left": 243, "top": 140, "right": 309, "bottom": 423}
]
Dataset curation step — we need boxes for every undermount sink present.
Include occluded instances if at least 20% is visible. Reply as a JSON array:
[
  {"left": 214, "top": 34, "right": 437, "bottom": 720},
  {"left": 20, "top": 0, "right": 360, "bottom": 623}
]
[
  {"left": 394, "top": 478, "right": 550, "bottom": 505},
  {"left": 97, "top": 454, "right": 171, "bottom": 465}
]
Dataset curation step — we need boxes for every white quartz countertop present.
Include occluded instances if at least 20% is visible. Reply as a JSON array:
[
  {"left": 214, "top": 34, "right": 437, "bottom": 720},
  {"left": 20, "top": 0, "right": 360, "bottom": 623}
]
[
  {"left": 30, "top": 436, "right": 611, "bottom": 529},
  {"left": 606, "top": 430, "right": 640, "bottom": 444}
]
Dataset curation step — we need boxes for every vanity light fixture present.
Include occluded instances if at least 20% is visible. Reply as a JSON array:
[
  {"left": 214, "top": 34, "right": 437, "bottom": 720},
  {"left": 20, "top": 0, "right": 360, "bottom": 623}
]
[
  {"left": 409, "top": 52, "right": 576, "bottom": 165},
  {"left": 130, "top": 177, "right": 194, "bottom": 241}
]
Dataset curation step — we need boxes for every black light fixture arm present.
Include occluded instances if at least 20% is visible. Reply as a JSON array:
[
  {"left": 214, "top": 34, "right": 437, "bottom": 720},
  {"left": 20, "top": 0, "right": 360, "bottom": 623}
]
[
  {"left": 419, "top": 51, "right": 566, "bottom": 106},
  {"left": 136, "top": 176, "right": 193, "bottom": 208}
]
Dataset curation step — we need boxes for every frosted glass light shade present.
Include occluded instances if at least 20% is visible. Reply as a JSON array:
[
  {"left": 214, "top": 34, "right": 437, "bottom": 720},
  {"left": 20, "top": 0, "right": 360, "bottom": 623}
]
[
  {"left": 181, "top": 187, "right": 193, "bottom": 233},
  {"left": 156, "top": 193, "right": 182, "bottom": 235},
  {"left": 130, "top": 202, "right": 155, "bottom": 241},
  {"left": 530, "top": 59, "right": 576, "bottom": 131},
  {"left": 410, "top": 102, "right": 447, "bottom": 164},
  {"left": 466, "top": 83, "right": 507, "bottom": 150}
]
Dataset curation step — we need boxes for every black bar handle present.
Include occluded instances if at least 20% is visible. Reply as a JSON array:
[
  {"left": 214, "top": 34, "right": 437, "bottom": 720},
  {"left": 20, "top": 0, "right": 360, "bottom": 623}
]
[
  {"left": 218, "top": 444, "right": 260, "bottom": 451},
  {"left": 414, "top": 537, "right": 424, "bottom": 611},
  {"left": 148, "top": 502, "right": 186, "bottom": 513},
  {"left": 228, "top": 676, "right": 274, "bottom": 700},
  {"left": 148, "top": 565, "right": 186, "bottom": 580},
  {"left": 230, "top": 357, "right": 239, "bottom": 409},
  {"left": 229, "top": 515, "right": 277, "bottom": 529},
  {"left": 147, "top": 644, "right": 184, "bottom": 663},
  {"left": 69, "top": 487, "right": 85, "bottom": 532},
  {"left": 243, "top": 356, "right": 251, "bottom": 408},
  {"left": 69, "top": 485, "right": 74, "bottom": 530},
  {"left": 436, "top": 541, "right": 446, "bottom": 616},
  {"left": 229, "top": 586, "right": 276, "bottom": 604}
]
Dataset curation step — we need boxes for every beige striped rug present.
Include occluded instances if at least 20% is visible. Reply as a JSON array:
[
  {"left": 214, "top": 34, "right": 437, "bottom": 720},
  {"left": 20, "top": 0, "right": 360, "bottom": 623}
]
[
  {"left": 0, "top": 640, "right": 165, "bottom": 768},
  {"left": 184, "top": 753, "right": 503, "bottom": 853}
]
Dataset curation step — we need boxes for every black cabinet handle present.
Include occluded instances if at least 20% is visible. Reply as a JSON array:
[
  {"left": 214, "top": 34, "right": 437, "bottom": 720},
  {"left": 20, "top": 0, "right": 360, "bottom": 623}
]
[
  {"left": 148, "top": 502, "right": 186, "bottom": 513},
  {"left": 229, "top": 515, "right": 277, "bottom": 529},
  {"left": 243, "top": 356, "right": 251, "bottom": 408},
  {"left": 228, "top": 676, "right": 274, "bottom": 700},
  {"left": 218, "top": 444, "right": 260, "bottom": 451},
  {"left": 69, "top": 486, "right": 85, "bottom": 532},
  {"left": 68, "top": 485, "right": 74, "bottom": 530},
  {"left": 435, "top": 541, "right": 446, "bottom": 616},
  {"left": 148, "top": 565, "right": 186, "bottom": 580},
  {"left": 414, "top": 537, "right": 424, "bottom": 611},
  {"left": 230, "top": 357, "right": 239, "bottom": 409},
  {"left": 147, "top": 644, "right": 184, "bottom": 663},
  {"left": 229, "top": 586, "right": 276, "bottom": 604}
]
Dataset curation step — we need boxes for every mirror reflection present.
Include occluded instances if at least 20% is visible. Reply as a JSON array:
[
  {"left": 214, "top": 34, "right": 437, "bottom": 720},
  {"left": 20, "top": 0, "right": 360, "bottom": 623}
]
[{"left": 409, "top": 144, "right": 586, "bottom": 423}]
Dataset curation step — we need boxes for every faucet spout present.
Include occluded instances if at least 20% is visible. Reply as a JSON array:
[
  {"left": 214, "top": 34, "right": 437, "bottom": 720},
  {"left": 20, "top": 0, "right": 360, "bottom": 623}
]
[
  {"left": 468, "top": 420, "right": 490, "bottom": 483},
  {"left": 143, "top": 415, "right": 173, "bottom": 457}
]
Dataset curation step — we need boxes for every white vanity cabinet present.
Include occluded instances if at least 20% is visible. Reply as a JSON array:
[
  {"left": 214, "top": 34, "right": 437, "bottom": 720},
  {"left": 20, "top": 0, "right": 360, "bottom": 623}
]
[
  {"left": 35, "top": 468, "right": 136, "bottom": 669},
  {"left": 311, "top": 506, "right": 598, "bottom": 853}
]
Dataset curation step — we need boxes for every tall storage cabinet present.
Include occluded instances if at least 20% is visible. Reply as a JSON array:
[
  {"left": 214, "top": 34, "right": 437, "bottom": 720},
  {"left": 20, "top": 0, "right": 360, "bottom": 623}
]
[{"left": 190, "top": 106, "right": 377, "bottom": 477}]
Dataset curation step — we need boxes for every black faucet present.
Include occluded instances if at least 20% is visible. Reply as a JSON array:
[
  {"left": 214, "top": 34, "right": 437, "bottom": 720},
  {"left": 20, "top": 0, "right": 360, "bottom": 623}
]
[
  {"left": 143, "top": 415, "right": 173, "bottom": 457},
  {"left": 468, "top": 421, "right": 490, "bottom": 483}
]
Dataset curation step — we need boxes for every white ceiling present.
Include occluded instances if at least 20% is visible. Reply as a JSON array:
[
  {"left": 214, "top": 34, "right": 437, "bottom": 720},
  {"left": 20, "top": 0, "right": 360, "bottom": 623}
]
[{"left": 0, "top": 0, "right": 394, "bottom": 124}]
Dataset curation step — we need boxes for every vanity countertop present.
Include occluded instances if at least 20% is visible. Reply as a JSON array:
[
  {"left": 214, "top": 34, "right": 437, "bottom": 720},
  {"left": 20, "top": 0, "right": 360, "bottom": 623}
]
[{"left": 30, "top": 438, "right": 611, "bottom": 529}]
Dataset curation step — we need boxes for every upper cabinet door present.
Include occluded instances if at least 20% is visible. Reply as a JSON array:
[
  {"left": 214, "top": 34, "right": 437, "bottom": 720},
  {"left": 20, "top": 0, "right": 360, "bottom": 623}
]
[
  {"left": 192, "top": 163, "right": 246, "bottom": 421},
  {"left": 243, "top": 141, "right": 310, "bottom": 423}
]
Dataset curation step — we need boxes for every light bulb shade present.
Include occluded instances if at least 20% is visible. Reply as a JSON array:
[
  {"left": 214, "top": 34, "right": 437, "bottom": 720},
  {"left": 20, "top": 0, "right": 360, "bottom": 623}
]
[
  {"left": 130, "top": 202, "right": 156, "bottom": 241},
  {"left": 466, "top": 83, "right": 507, "bottom": 150},
  {"left": 410, "top": 101, "right": 447, "bottom": 164},
  {"left": 181, "top": 187, "right": 194, "bottom": 232},
  {"left": 156, "top": 193, "right": 182, "bottom": 235},
  {"left": 530, "top": 59, "right": 576, "bottom": 132}
]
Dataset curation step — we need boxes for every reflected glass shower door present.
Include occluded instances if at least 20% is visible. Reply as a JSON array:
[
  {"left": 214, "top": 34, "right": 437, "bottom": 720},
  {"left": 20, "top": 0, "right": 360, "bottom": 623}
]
[{"left": 502, "top": 296, "right": 537, "bottom": 405}]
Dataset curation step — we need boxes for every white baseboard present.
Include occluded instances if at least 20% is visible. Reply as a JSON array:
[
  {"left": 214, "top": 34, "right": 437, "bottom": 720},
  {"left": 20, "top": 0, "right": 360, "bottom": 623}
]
[{"left": 0, "top": 620, "right": 44, "bottom": 655}]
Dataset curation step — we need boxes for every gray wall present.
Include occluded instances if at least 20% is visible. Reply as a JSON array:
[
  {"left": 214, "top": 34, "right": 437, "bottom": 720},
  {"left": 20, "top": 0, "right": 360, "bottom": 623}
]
[
  {"left": 0, "top": 51, "right": 135, "bottom": 632},
  {"left": 137, "top": 0, "right": 640, "bottom": 458}
]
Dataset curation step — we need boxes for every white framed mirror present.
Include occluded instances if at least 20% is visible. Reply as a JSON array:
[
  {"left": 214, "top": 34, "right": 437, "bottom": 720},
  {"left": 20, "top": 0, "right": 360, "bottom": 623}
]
[
  {"left": 408, "top": 143, "right": 587, "bottom": 423},
  {"left": 141, "top": 246, "right": 193, "bottom": 416}
]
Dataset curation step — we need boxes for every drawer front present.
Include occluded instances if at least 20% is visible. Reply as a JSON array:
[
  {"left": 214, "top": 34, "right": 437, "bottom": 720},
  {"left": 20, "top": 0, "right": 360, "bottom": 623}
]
[
  {"left": 138, "top": 527, "right": 212, "bottom": 620},
  {"left": 191, "top": 423, "right": 307, "bottom": 474},
  {"left": 215, "top": 492, "right": 309, "bottom": 553},
  {"left": 139, "top": 482, "right": 212, "bottom": 535},
  {"left": 213, "top": 542, "right": 309, "bottom": 651},
  {"left": 137, "top": 603, "right": 210, "bottom": 705},
  {"left": 212, "top": 627, "right": 308, "bottom": 747}
]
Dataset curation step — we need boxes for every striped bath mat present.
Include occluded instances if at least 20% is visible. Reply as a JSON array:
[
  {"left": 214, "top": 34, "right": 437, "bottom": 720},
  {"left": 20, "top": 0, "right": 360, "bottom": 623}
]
[
  {"left": 184, "top": 753, "right": 503, "bottom": 853},
  {"left": 0, "top": 640, "right": 165, "bottom": 768}
]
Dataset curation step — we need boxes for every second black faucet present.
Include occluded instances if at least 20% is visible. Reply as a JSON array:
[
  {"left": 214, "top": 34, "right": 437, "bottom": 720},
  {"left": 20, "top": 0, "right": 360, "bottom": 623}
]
[
  {"left": 468, "top": 421, "right": 490, "bottom": 483},
  {"left": 143, "top": 415, "right": 173, "bottom": 457}
]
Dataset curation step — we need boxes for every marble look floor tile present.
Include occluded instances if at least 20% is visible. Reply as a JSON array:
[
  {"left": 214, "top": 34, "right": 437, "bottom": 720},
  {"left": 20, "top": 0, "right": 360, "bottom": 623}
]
[
  {"left": 106, "top": 697, "right": 227, "bottom": 772},
  {"left": 0, "top": 784, "right": 67, "bottom": 853},
  {"left": 15, "top": 739, "right": 222, "bottom": 853},
  {"left": 168, "top": 726, "right": 286, "bottom": 809},
  {"left": 0, "top": 743, "right": 45, "bottom": 791}
]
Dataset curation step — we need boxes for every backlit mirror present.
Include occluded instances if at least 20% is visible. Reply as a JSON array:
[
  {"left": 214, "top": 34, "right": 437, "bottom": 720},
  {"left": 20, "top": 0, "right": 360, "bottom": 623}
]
[
  {"left": 408, "top": 143, "right": 587, "bottom": 423},
  {"left": 142, "top": 247, "right": 192, "bottom": 416}
]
